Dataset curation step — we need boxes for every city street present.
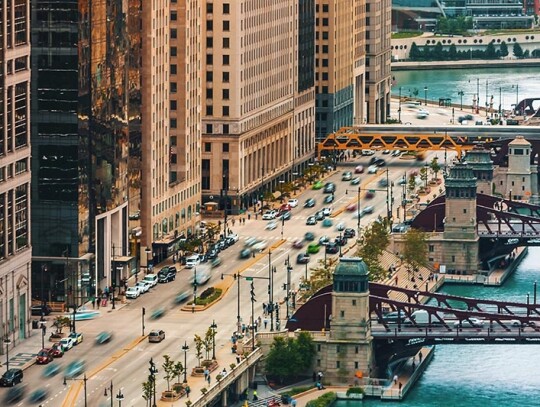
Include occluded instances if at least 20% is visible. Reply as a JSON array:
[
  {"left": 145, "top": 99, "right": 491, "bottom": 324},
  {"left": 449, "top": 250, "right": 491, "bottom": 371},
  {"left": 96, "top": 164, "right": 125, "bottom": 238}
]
[{"left": 0, "top": 152, "right": 444, "bottom": 406}]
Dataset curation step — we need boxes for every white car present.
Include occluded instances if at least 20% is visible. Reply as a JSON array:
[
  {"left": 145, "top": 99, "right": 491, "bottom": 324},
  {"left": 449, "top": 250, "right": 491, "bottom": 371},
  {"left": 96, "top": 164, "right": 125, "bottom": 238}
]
[
  {"left": 453, "top": 318, "right": 484, "bottom": 328},
  {"left": 135, "top": 281, "right": 151, "bottom": 294},
  {"left": 253, "top": 240, "right": 268, "bottom": 252},
  {"left": 59, "top": 337, "right": 75, "bottom": 351},
  {"left": 227, "top": 233, "right": 239, "bottom": 243},
  {"left": 322, "top": 207, "right": 332, "bottom": 217},
  {"left": 287, "top": 199, "right": 299, "bottom": 208},
  {"left": 262, "top": 211, "right": 277, "bottom": 220},
  {"left": 125, "top": 287, "right": 140, "bottom": 299},
  {"left": 143, "top": 274, "right": 158, "bottom": 287},
  {"left": 335, "top": 222, "right": 346, "bottom": 231},
  {"left": 367, "top": 165, "right": 378, "bottom": 174},
  {"left": 266, "top": 221, "right": 278, "bottom": 230}
]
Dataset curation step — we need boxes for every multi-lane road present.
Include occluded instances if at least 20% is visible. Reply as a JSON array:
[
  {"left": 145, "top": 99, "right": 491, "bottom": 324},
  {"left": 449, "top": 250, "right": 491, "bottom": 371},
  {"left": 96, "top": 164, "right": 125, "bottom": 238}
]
[{"left": 1, "top": 152, "right": 442, "bottom": 406}]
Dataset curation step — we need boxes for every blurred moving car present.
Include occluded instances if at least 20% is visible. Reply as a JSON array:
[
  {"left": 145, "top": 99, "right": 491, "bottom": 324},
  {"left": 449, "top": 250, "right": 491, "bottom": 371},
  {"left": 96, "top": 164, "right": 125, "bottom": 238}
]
[
  {"left": 42, "top": 363, "right": 61, "bottom": 378},
  {"left": 266, "top": 221, "right": 278, "bottom": 230},
  {"left": 355, "top": 165, "right": 364, "bottom": 174},
  {"left": 306, "top": 216, "right": 317, "bottom": 225},
  {"left": 65, "top": 360, "right": 86, "bottom": 379},
  {"left": 312, "top": 181, "right": 324, "bottom": 190},
  {"left": 341, "top": 171, "right": 352, "bottom": 181},
  {"left": 148, "top": 329, "right": 165, "bottom": 343},
  {"left": 304, "top": 232, "right": 315, "bottom": 241},
  {"left": 323, "top": 195, "right": 334, "bottom": 204},
  {"left": 150, "top": 307, "right": 166, "bottom": 320},
  {"left": 96, "top": 331, "right": 113, "bottom": 344},
  {"left": 239, "top": 248, "right": 252, "bottom": 259},
  {"left": 307, "top": 243, "right": 320, "bottom": 254},
  {"left": 4, "top": 385, "right": 25, "bottom": 404},
  {"left": 296, "top": 253, "right": 310, "bottom": 264},
  {"left": 304, "top": 198, "right": 316, "bottom": 208},
  {"left": 29, "top": 388, "right": 48, "bottom": 403},
  {"left": 453, "top": 318, "right": 484, "bottom": 328},
  {"left": 175, "top": 291, "right": 191, "bottom": 304},
  {"left": 292, "top": 240, "right": 304, "bottom": 249}
]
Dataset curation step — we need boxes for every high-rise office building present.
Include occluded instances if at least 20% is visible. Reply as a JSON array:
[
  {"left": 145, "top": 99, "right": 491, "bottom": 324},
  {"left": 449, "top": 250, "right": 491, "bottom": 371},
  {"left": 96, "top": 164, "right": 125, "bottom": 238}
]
[
  {"left": 141, "top": 0, "right": 203, "bottom": 264},
  {"left": 0, "top": 0, "right": 33, "bottom": 343},
  {"left": 201, "top": 1, "right": 315, "bottom": 213},
  {"left": 315, "top": 0, "right": 365, "bottom": 140},
  {"left": 31, "top": 0, "right": 141, "bottom": 305},
  {"left": 365, "top": 0, "right": 392, "bottom": 123}
]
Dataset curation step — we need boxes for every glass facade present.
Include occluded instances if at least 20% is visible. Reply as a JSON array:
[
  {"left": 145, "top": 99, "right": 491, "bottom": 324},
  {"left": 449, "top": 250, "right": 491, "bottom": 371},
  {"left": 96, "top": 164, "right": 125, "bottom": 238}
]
[
  {"left": 31, "top": 0, "right": 141, "bottom": 304},
  {"left": 298, "top": 0, "right": 315, "bottom": 93}
]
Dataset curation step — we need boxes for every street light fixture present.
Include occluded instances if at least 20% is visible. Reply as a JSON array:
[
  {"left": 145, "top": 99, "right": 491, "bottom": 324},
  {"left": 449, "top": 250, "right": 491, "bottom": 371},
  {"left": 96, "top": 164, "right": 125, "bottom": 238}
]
[
  {"left": 210, "top": 320, "right": 217, "bottom": 360},
  {"left": 424, "top": 86, "right": 428, "bottom": 106},
  {"left": 104, "top": 381, "right": 114, "bottom": 407},
  {"left": 41, "top": 325, "right": 46, "bottom": 350},
  {"left": 221, "top": 273, "right": 242, "bottom": 333},
  {"left": 4, "top": 336, "right": 11, "bottom": 371},
  {"left": 149, "top": 358, "right": 158, "bottom": 407},
  {"left": 182, "top": 341, "right": 189, "bottom": 383},
  {"left": 458, "top": 90, "right": 464, "bottom": 111},
  {"left": 116, "top": 389, "right": 125, "bottom": 407},
  {"left": 192, "top": 267, "right": 198, "bottom": 313}
]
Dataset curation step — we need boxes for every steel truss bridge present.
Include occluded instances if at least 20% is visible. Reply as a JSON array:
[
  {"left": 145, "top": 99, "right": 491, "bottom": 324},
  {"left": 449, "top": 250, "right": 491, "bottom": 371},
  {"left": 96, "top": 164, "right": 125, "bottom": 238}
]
[
  {"left": 316, "top": 125, "right": 540, "bottom": 161},
  {"left": 370, "top": 283, "right": 540, "bottom": 345}
]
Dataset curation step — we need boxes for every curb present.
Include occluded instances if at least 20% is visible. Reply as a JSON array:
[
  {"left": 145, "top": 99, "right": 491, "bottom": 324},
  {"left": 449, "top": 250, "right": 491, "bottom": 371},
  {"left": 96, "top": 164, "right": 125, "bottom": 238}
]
[{"left": 181, "top": 239, "right": 287, "bottom": 313}]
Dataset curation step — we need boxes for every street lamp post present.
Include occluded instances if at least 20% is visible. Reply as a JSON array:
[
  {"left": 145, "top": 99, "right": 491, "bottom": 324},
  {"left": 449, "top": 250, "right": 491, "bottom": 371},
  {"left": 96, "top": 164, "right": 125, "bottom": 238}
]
[
  {"left": 182, "top": 341, "right": 189, "bottom": 383},
  {"left": 41, "top": 325, "right": 46, "bottom": 349},
  {"left": 64, "top": 374, "right": 88, "bottom": 407},
  {"left": 149, "top": 358, "right": 158, "bottom": 407},
  {"left": 221, "top": 273, "right": 242, "bottom": 333},
  {"left": 458, "top": 90, "right": 464, "bottom": 110},
  {"left": 424, "top": 86, "right": 428, "bottom": 106},
  {"left": 210, "top": 320, "right": 217, "bottom": 360},
  {"left": 398, "top": 87, "right": 402, "bottom": 122},
  {"left": 192, "top": 267, "right": 198, "bottom": 313},
  {"left": 4, "top": 336, "right": 11, "bottom": 371},
  {"left": 268, "top": 251, "right": 274, "bottom": 331},
  {"left": 104, "top": 381, "right": 114, "bottom": 407},
  {"left": 116, "top": 389, "right": 125, "bottom": 407},
  {"left": 285, "top": 257, "right": 292, "bottom": 320}
]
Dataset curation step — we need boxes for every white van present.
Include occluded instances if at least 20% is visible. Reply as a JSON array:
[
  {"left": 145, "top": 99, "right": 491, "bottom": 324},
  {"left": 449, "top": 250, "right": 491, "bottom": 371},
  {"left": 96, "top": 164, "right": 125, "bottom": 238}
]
[
  {"left": 406, "top": 310, "right": 444, "bottom": 326},
  {"left": 143, "top": 274, "right": 158, "bottom": 288},
  {"left": 185, "top": 255, "right": 201, "bottom": 269}
]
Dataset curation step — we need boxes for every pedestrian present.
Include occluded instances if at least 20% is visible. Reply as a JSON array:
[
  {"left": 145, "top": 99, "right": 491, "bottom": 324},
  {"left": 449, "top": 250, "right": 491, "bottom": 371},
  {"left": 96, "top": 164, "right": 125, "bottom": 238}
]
[
  {"left": 91, "top": 297, "right": 96, "bottom": 309},
  {"left": 236, "top": 356, "right": 241, "bottom": 364},
  {"left": 257, "top": 316, "right": 262, "bottom": 326},
  {"left": 419, "top": 351, "right": 423, "bottom": 362},
  {"left": 204, "top": 368, "right": 209, "bottom": 380},
  {"left": 253, "top": 390, "right": 258, "bottom": 401},
  {"left": 96, "top": 297, "right": 100, "bottom": 309},
  {"left": 262, "top": 302, "right": 267, "bottom": 314},
  {"left": 185, "top": 385, "right": 191, "bottom": 398},
  {"left": 393, "top": 374, "right": 398, "bottom": 384},
  {"left": 248, "top": 213, "right": 251, "bottom": 220},
  {"left": 317, "top": 371, "right": 323, "bottom": 381},
  {"left": 399, "top": 382, "right": 403, "bottom": 394},
  {"left": 291, "top": 399, "right": 297, "bottom": 407},
  {"left": 395, "top": 276, "right": 398, "bottom": 285},
  {"left": 264, "top": 318, "right": 268, "bottom": 329},
  {"left": 412, "top": 360, "right": 416, "bottom": 370}
]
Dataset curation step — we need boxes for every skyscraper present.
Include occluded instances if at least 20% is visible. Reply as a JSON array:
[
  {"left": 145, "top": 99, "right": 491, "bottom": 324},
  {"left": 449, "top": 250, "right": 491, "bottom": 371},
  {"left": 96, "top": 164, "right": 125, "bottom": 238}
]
[
  {"left": 0, "top": 0, "right": 33, "bottom": 343},
  {"left": 31, "top": 0, "right": 141, "bottom": 305},
  {"left": 200, "top": 0, "right": 315, "bottom": 213}
]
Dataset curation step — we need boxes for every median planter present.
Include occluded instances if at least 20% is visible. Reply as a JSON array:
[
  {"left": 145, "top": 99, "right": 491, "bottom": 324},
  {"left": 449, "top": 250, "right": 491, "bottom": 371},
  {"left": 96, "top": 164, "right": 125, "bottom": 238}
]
[
  {"left": 191, "top": 359, "right": 219, "bottom": 377},
  {"left": 49, "top": 333, "right": 65, "bottom": 342},
  {"left": 160, "top": 390, "right": 181, "bottom": 402}
]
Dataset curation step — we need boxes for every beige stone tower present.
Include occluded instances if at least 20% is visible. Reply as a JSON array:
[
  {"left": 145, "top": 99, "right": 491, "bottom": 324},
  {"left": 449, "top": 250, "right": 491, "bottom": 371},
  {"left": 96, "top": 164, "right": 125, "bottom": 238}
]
[
  {"left": 443, "top": 163, "right": 479, "bottom": 274},
  {"left": 507, "top": 136, "right": 532, "bottom": 201},
  {"left": 323, "top": 258, "right": 373, "bottom": 384}
]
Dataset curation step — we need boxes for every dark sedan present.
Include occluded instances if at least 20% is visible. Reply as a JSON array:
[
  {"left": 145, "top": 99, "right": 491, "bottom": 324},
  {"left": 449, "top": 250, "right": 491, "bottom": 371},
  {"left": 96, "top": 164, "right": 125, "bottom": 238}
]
[{"left": 296, "top": 253, "right": 310, "bottom": 264}]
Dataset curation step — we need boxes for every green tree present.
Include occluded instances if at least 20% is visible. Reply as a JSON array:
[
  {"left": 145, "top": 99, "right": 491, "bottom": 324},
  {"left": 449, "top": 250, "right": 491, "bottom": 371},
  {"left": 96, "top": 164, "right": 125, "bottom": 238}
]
[
  {"left": 408, "top": 173, "right": 417, "bottom": 195},
  {"left": 409, "top": 42, "right": 421, "bottom": 61},
  {"left": 53, "top": 316, "right": 71, "bottom": 334},
  {"left": 419, "top": 167, "right": 429, "bottom": 188},
  {"left": 162, "top": 355, "right": 175, "bottom": 391},
  {"left": 203, "top": 327, "right": 214, "bottom": 361},
  {"left": 266, "top": 333, "right": 316, "bottom": 383},
  {"left": 193, "top": 334, "right": 203, "bottom": 367},
  {"left": 307, "top": 258, "right": 337, "bottom": 295},
  {"left": 402, "top": 228, "right": 429, "bottom": 272},
  {"left": 358, "top": 221, "right": 389, "bottom": 281},
  {"left": 142, "top": 379, "right": 153, "bottom": 407},
  {"left": 500, "top": 41, "right": 509, "bottom": 57},
  {"left": 513, "top": 42, "right": 523, "bottom": 58},
  {"left": 172, "top": 361, "right": 184, "bottom": 385},
  {"left": 430, "top": 157, "right": 441, "bottom": 181},
  {"left": 433, "top": 42, "right": 444, "bottom": 60},
  {"left": 448, "top": 44, "right": 458, "bottom": 60},
  {"left": 485, "top": 42, "right": 497, "bottom": 59}
]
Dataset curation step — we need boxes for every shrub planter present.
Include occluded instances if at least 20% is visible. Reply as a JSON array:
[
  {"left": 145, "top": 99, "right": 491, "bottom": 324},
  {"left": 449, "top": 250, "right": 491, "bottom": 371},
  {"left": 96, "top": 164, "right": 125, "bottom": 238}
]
[
  {"left": 160, "top": 390, "right": 181, "bottom": 402},
  {"left": 191, "top": 359, "right": 219, "bottom": 377},
  {"left": 49, "top": 333, "right": 65, "bottom": 342}
]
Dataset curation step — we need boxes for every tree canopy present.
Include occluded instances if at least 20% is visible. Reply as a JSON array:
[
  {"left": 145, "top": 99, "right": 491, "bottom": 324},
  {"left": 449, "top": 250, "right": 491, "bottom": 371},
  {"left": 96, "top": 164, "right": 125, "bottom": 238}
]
[
  {"left": 402, "top": 228, "right": 429, "bottom": 271},
  {"left": 358, "top": 220, "right": 389, "bottom": 281},
  {"left": 265, "top": 332, "right": 316, "bottom": 383}
]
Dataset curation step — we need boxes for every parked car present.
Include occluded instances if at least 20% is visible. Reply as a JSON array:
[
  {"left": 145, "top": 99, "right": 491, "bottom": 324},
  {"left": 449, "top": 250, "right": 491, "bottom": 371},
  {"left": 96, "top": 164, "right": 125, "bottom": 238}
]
[
  {"left": 343, "top": 228, "right": 356, "bottom": 238},
  {"left": 185, "top": 255, "right": 201, "bottom": 269},
  {"left": 158, "top": 269, "right": 176, "bottom": 283},
  {"left": 227, "top": 233, "right": 239, "bottom": 243},
  {"left": 323, "top": 183, "right": 336, "bottom": 194},
  {"left": 0, "top": 369, "right": 23, "bottom": 387},
  {"left": 148, "top": 329, "right": 166, "bottom": 343},
  {"left": 68, "top": 332, "right": 83, "bottom": 345},
  {"left": 50, "top": 343, "right": 64, "bottom": 358},
  {"left": 335, "top": 222, "right": 345, "bottom": 231},
  {"left": 36, "top": 348, "right": 54, "bottom": 365},
  {"left": 334, "top": 236, "right": 348, "bottom": 246},
  {"left": 322, "top": 207, "right": 332, "bottom": 216},
  {"left": 59, "top": 337, "right": 75, "bottom": 352},
  {"left": 288, "top": 199, "right": 299, "bottom": 208},
  {"left": 319, "top": 236, "right": 330, "bottom": 246},
  {"left": 306, "top": 216, "right": 317, "bottom": 225},
  {"left": 296, "top": 253, "right": 310, "bottom": 264},
  {"left": 307, "top": 243, "right": 320, "bottom": 254},
  {"left": 125, "top": 287, "right": 140, "bottom": 299},
  {"left": 169, "top": 266, "right": 177, "bottom": 274},
  {"left": 323, "top": 194, "right": 334, "bottom": 204},
  {"left": 292, "top": 239, "right": 304, "bottom": 249},
  {"left": 304, "top": 198, "right": 316, "bottom": 208},
  {"left": 315, "top": 211, "right": 325, "bottom": 221},
  {"left": 31, "top": 305, "right": 52, "bottom": 317},
  {"left": 135, "top": 281, "right": 150, "bottom": 293},
  {"left": 143, "top": 274, "right": 158, "bottom": 287}
]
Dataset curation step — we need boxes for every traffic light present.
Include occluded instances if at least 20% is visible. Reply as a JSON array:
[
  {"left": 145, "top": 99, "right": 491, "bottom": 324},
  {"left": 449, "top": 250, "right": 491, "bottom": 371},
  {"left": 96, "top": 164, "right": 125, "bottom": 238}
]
[
  {"left": 142, "top": 307, "right": 146, "bottom": 316},
  {"left": 250, "top": 282, "right": 256, "bottom": 302}
]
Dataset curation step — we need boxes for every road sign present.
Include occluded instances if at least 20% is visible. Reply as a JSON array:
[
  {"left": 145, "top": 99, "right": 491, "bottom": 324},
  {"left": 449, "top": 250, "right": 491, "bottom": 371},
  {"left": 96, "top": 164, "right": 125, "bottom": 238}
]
[{"left": 245, "top": 277, "right": 253, "bottom": 281}]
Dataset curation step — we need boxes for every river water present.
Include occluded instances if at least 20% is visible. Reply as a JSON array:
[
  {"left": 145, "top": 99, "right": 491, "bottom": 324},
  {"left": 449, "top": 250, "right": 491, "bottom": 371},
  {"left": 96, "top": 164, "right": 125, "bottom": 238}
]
[
  {"left": 335, "top": 247, "right": 540, "bottom": 407},
  {"left": 392, "top": 66, "right": 540, "bottom": 111}
]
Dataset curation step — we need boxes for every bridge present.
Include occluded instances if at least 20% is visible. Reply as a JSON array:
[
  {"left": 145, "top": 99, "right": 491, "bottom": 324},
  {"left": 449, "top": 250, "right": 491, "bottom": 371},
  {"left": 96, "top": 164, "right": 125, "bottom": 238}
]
[{"left": 316, "top": 125, "right": 540, "bottom": 161}]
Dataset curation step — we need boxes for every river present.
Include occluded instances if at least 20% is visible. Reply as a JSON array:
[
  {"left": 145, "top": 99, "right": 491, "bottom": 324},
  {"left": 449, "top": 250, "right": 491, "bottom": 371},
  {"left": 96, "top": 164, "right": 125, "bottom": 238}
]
[
  {"left": 392, "top": 66, "right": 540, "bottom": 111},
  {"left": 335, "top": 247, "right": 540, "bottom": 407}
]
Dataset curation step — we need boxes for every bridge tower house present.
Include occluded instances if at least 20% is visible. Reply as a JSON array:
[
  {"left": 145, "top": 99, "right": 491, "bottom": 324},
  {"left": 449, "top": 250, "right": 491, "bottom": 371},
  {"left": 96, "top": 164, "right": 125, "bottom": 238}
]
[
  {"left": 506, "top": 136, "right": 534, "bottom": 202},
  {"left": 318, "top": 258, "right": 374, "bottom": 384},
  {"left": 464, "top": 147, "right": 493, "bottom": 195},
  {"left": 442, "top": 162, "right": 479, "bottom": 274}
]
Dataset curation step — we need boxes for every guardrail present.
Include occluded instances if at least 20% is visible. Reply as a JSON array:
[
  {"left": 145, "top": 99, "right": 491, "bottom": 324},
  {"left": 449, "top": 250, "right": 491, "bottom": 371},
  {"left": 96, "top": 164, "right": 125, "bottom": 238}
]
[{"left": 190, "top": 348, "right": 263, "bottom": 407}]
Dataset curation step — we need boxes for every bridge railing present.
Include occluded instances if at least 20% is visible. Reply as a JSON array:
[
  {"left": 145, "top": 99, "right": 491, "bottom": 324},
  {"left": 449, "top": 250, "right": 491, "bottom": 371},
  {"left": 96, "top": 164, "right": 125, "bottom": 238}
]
[{"left": 190, "top": 347, "right": 263, "bottom": 407}]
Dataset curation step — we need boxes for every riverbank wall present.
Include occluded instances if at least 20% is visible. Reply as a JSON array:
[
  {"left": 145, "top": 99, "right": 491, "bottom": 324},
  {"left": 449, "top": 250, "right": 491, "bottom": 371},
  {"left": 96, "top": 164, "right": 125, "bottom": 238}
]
[{"left": 392, "top": 58, "right": 540, "bottom": 71}]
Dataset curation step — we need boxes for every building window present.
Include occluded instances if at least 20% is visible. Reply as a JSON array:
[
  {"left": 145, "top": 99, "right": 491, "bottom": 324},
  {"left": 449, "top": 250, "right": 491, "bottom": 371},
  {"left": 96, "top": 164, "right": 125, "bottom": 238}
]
[
  {"left": 452, "top": 255, "right": 456, "bottom": 262},
  {"left": 223, "top": 89, "right": 229, "bottom": 100},
  {"left": 206, "top": 37, "right": 213, "bottom": 48},
  {"left": 171, "top": 11, "right": 177, "bottom": 21},
  {"left": 223, "top": 21, "right": 230, "bottom": 31},
  {"left": 336, "top": 361, "right": 340, "bottom": 368},
  {"left": 223, "top": 55, "right": 230, "bottom": 65},
  {"left": 223, "top": 124, "right": 229, "bottom": 134},
  {"left": 170, "top": 118, "right": 177, "bottom": 128},
  {"left": 223, "top": 143, "right": 229, "bottom": 152},
  {"left": 340, "top": 310, "right": 345, "bottom": 318},
  {"left": 223, "top": 3, "right": 230, "bottom": 13},
  {"left": 206, "top": 54, "right": 213, "bottom": 65},
  {"left": 171, "top": 29, "right": 177, "bottom": 39},
  {"left": 206, "top": 124, "right": 213, "bottom": 134},
  {"left": 355, "top": 361, "right": 359, "bottom": 369},
  {"left": 206, "top": 88, "right": 213, "bottom": 98},
  {"left": 170, "top": 65, "right": 177, "bottom": 75},
  {"left": 317, "top": 359, "right": 321, "bottom": 367},
  {"left": 317, "top": 344, "right": 321, "bottom": 351},
  {"left": 463, "top": 208, "right": 467, "bottom": 214},
  {"left": 223, "top": 72, "right": 230, "bottom": 82},
  {"left": 170, "top": 100, "right": 177, "bottom": 110},
  {"left": 206, "top": 3, "right": 213, "bottom": 13},
  {"left": 206, "top": 105, "right": 213, "bottom": 115},
  {"left": 202, "top": 159, "right": 211, "bottom": 190},
  {"left": 206, "top": 71, "right": 213, "bottom": 82},
  {"left": 355, "top": 346, "right": 359, "bottom": 354},
  {"left": 352, "top": 299, "right": 356, "bottom": 306},
  {"left": 429, "top": 245, "right": 434, "bottom": 252},
  {"left": 204, "top": 143, "right": 212, "bottom": 152},
  {"left": 170, "top": 82, "right": 177, "bottom": 93},
  {"left": 223, "top": 106, "right": 229, "bottom": 116},
  {"left": 336, "top": 345, "right": 340, "bottom": 353},
  {"left": 206, "top": 20, "right": 213, "bottom": 31},
  {"left": 223, "top": 38, "right": 230, "bottom": 48}
]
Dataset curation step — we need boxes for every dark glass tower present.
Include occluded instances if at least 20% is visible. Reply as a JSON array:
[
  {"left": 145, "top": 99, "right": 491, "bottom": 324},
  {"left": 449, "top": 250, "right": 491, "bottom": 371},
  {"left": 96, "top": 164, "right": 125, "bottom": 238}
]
[{"left": 31, "top": 0, "right": 141, "bottom": 306}]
